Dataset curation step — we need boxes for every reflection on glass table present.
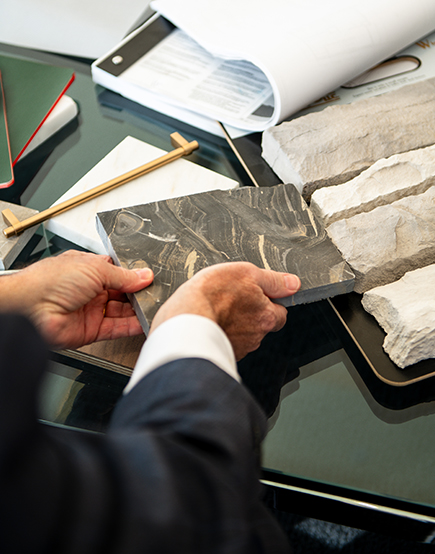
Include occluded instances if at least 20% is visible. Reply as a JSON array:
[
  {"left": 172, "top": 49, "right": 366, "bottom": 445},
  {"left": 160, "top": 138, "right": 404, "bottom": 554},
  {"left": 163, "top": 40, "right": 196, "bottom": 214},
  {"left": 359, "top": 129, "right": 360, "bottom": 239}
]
[{"left": 2, "top": 41, "right": 435, "bottom": 542}]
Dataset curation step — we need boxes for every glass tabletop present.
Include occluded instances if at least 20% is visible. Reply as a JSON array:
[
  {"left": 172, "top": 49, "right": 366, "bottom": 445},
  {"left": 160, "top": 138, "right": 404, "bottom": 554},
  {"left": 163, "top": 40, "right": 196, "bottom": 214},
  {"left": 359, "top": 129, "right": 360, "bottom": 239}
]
[{"left": 3, "top": 42, "right": 435, "bottom": 538}]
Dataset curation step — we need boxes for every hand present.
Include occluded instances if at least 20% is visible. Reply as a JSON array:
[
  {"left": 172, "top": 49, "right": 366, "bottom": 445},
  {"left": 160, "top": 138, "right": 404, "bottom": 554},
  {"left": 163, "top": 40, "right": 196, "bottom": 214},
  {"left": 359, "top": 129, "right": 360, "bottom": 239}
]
[
  {"left": 1, "top": 251, "right": 153, "bottom": 349},
  {"left": 150, "top": 262, "right": 300, "bottom": 360}
]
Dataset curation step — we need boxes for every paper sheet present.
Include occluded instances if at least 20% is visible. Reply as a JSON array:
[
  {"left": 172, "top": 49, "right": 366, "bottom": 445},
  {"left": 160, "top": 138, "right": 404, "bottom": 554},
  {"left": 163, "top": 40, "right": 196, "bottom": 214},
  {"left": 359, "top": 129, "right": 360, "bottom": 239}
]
[
  {"left": 151, "top": 0, "right": 435, "bottom": 125},
  {"left": 121, "top": 29, "right": 273, "bottom": 122},
  {"left": 0, "top": 0, "right": 152, "bottom": 58}
]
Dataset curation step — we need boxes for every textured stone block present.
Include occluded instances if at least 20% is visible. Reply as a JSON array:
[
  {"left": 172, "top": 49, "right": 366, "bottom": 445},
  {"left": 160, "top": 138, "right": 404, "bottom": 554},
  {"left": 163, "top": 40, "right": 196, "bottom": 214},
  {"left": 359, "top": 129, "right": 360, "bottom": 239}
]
[
  {"left": 310, "top": 145, "right": 435, "bottom": 227},
  {"left": 96, "top": 184, "right": 354, "bottom": 333},
  {"left": 0, "top": 201, "right": 39, "bottom": 270},
  {"left": 362, "top": 264, "right": 435, "bottom": 368},
  {"left": 326, "top": 186, "right": 435, "bottom": 293},
  {"left": 262, "top": 78, "right": 435, "bottom": 199}
]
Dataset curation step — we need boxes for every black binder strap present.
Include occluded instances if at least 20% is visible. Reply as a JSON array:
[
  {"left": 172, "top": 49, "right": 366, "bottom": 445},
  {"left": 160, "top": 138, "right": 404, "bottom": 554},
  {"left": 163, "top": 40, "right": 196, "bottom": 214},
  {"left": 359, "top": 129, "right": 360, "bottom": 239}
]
[{"left": 96, "top": 16, "right": 175, "bottom": 77}]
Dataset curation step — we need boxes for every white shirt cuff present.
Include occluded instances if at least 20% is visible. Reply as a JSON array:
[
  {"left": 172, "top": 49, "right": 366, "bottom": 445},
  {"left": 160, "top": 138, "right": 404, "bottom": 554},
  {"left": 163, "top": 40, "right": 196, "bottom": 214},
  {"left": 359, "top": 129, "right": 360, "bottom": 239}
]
[{"left": 124, "top": 314, "right": 239, "bottom": 394}]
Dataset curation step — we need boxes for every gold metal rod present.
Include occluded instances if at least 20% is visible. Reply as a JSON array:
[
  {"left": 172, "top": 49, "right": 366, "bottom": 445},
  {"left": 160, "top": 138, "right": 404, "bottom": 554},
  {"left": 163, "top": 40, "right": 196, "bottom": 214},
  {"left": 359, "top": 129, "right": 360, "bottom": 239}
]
[{"left": 3, "top": 132, "right": 199, "bottom": 238}]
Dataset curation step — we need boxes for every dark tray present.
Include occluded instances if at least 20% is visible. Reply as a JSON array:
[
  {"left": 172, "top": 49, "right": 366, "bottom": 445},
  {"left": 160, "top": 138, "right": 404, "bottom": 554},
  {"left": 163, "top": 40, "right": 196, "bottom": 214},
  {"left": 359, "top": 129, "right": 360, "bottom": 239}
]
[
  {"left": 330, "top": 292, "right": 435, "bottom": 387},
  {"left": 230, "top": 132, "right": 435, "bottom": 408}
]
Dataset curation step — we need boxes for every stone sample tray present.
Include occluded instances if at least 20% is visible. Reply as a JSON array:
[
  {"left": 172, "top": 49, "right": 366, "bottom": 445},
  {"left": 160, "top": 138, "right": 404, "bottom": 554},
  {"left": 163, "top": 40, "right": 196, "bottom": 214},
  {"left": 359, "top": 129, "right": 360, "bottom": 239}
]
[
  {"left": 225, "top": 131, "right": 435, "bottom": 405},
  {"left": 97, "top": 183, "right": 354, "bottom": 333}
]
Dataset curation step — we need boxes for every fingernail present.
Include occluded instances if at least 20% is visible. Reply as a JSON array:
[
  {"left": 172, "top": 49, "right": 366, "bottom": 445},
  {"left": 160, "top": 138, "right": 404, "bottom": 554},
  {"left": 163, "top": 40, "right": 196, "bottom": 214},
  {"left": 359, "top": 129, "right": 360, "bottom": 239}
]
[
  {"left": 284, "top": 274, "right": 301, "bottom": 292},
  {"left": 134, "top": 268, "right": 153, "bottom": 279}
]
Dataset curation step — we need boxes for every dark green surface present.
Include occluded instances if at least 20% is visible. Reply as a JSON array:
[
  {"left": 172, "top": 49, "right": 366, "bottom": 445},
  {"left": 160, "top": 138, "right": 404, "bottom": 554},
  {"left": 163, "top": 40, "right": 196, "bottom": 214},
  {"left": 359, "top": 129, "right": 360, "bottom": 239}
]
[
  {"left": 0, "top": 71, "right": 13, "bottom": 187},
  {"left": 0, "top": 53, "right": 74, "bottom": 163}
]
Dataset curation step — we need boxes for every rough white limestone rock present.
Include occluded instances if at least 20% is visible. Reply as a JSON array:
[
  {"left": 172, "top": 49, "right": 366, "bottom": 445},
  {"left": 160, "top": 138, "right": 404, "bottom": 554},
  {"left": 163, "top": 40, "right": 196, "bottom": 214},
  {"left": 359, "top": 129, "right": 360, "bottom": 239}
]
[
  {"left": 326, "top": 186, "right": 435, "bottom": 293},
  {"left": 262, "top": 78, "right": 435, "bottom": 198},
  {"left": 362, "top": 265, "right": 435, "bottom": 368},
  {"left": 310, "top": 145, "right": 435, "bottom": 227}
]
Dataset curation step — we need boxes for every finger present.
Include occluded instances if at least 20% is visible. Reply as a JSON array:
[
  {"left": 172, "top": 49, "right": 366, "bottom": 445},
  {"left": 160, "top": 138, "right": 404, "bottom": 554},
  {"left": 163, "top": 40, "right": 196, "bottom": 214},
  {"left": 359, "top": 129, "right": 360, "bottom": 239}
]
[
  {"left": 107, "top": 290, "right": 129, "bottom": 302},
  {"left": 268, "top": 302, "right": 288, "bottom": 333},
  {"left": 102, "top": 264, "right": 154, "bottom": 294},
  {"left": 256, "top": 269, "right": 301, "bottom": 299},
  {"left": 98, "top": 316, "right": 144, "bottom": 341},
  {"left": 57, "top": 251, "right": 112, "bottom": 265},
  {"left": 255, "top": 300, "right": 287, "bottom": 335},
  {"left": 104, "top": 300, "right": 137, "bottom": 318}
]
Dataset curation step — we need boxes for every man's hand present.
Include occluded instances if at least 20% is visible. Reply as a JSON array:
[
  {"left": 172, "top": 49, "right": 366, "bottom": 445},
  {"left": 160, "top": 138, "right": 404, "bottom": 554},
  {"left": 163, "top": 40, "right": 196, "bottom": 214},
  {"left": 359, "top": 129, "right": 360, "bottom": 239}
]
[
  {"left": 151, "top": 262, "right": 300, "bottom": 360},
  {"left": 1, "top": 251, "right": 153, "bottom": 349}
]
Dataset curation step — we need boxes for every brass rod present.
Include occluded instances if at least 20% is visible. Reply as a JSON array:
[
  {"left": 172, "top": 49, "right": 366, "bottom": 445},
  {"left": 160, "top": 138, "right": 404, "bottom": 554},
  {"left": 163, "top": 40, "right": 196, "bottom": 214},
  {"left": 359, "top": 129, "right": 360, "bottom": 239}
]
[
  {"left": 217, "top": 121, "right": 260, "bottom": 188},
  {"left": 3, "top": 133, "right": 199, "bottom": 238}
]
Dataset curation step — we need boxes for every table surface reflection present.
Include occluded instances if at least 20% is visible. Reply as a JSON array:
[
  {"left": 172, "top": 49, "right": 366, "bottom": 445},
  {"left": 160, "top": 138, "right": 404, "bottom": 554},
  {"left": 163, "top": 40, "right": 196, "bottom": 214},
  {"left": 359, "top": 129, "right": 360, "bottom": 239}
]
[{"left": 3, "top": 41, "right": 435, "bottom": 540}]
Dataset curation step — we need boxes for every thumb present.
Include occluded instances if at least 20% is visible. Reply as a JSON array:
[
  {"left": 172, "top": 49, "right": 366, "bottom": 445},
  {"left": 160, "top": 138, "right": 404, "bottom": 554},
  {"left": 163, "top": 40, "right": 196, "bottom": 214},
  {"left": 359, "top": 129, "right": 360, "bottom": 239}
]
[
  {"left": 257, "top": 269, "right": 301, "bottom": 299},
  {"left": 103, "top": 265, "right": 154, "bottom": 293}
]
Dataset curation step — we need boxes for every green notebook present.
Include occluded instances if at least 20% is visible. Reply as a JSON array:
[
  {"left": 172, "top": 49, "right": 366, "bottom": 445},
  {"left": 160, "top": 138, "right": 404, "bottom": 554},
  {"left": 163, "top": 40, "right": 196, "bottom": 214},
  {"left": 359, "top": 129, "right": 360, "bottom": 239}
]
[
  {"left": 0, "top": 72, "right": 13, "bottom": 188},
  {"left": 0, "top": 54, "right": 75, "bottom": 166}
]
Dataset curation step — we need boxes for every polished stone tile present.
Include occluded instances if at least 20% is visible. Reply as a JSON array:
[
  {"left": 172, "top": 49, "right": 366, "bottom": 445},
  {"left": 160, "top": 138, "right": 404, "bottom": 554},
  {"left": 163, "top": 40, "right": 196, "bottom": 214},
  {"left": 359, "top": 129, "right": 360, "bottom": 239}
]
[{"left": 97, "top": 183, "right": 354, "bottom": 333}]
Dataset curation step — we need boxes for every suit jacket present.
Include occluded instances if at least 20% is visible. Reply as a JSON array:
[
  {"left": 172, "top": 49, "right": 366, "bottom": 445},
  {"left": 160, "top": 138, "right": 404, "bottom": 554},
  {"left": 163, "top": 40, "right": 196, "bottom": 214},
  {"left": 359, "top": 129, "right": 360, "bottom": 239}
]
[{"left": 0, "top": 313, "right": 290, "bottom": 553}]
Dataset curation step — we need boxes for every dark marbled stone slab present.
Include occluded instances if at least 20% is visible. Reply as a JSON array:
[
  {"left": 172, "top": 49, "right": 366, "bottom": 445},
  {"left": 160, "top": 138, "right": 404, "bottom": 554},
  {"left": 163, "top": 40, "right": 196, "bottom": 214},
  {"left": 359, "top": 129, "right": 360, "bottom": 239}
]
[{"left": 96, "top": 183, "right": 354, "bottom": 333}]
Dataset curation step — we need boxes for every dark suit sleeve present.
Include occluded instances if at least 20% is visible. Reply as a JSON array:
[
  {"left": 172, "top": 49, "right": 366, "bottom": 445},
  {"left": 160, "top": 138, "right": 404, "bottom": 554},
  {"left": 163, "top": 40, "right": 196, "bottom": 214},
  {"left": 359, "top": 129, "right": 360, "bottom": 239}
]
[{"left": 0, "top": 314, "right": 290, "bottom": 554}]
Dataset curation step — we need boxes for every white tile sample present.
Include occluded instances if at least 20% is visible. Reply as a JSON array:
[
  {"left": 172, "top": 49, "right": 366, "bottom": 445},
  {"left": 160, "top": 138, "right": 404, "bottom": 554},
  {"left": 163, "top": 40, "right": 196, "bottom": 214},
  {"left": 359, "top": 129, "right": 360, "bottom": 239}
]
[{"left": 45, "top": 136, "right": 239, "bottom": 254}]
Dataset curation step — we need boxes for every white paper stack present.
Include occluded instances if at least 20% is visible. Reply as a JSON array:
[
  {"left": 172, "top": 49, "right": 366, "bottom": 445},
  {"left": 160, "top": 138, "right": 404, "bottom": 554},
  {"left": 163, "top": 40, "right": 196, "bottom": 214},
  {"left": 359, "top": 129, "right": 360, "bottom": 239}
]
[{"left": 92, "top": 0, "right": 435, "bottom": 135}]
